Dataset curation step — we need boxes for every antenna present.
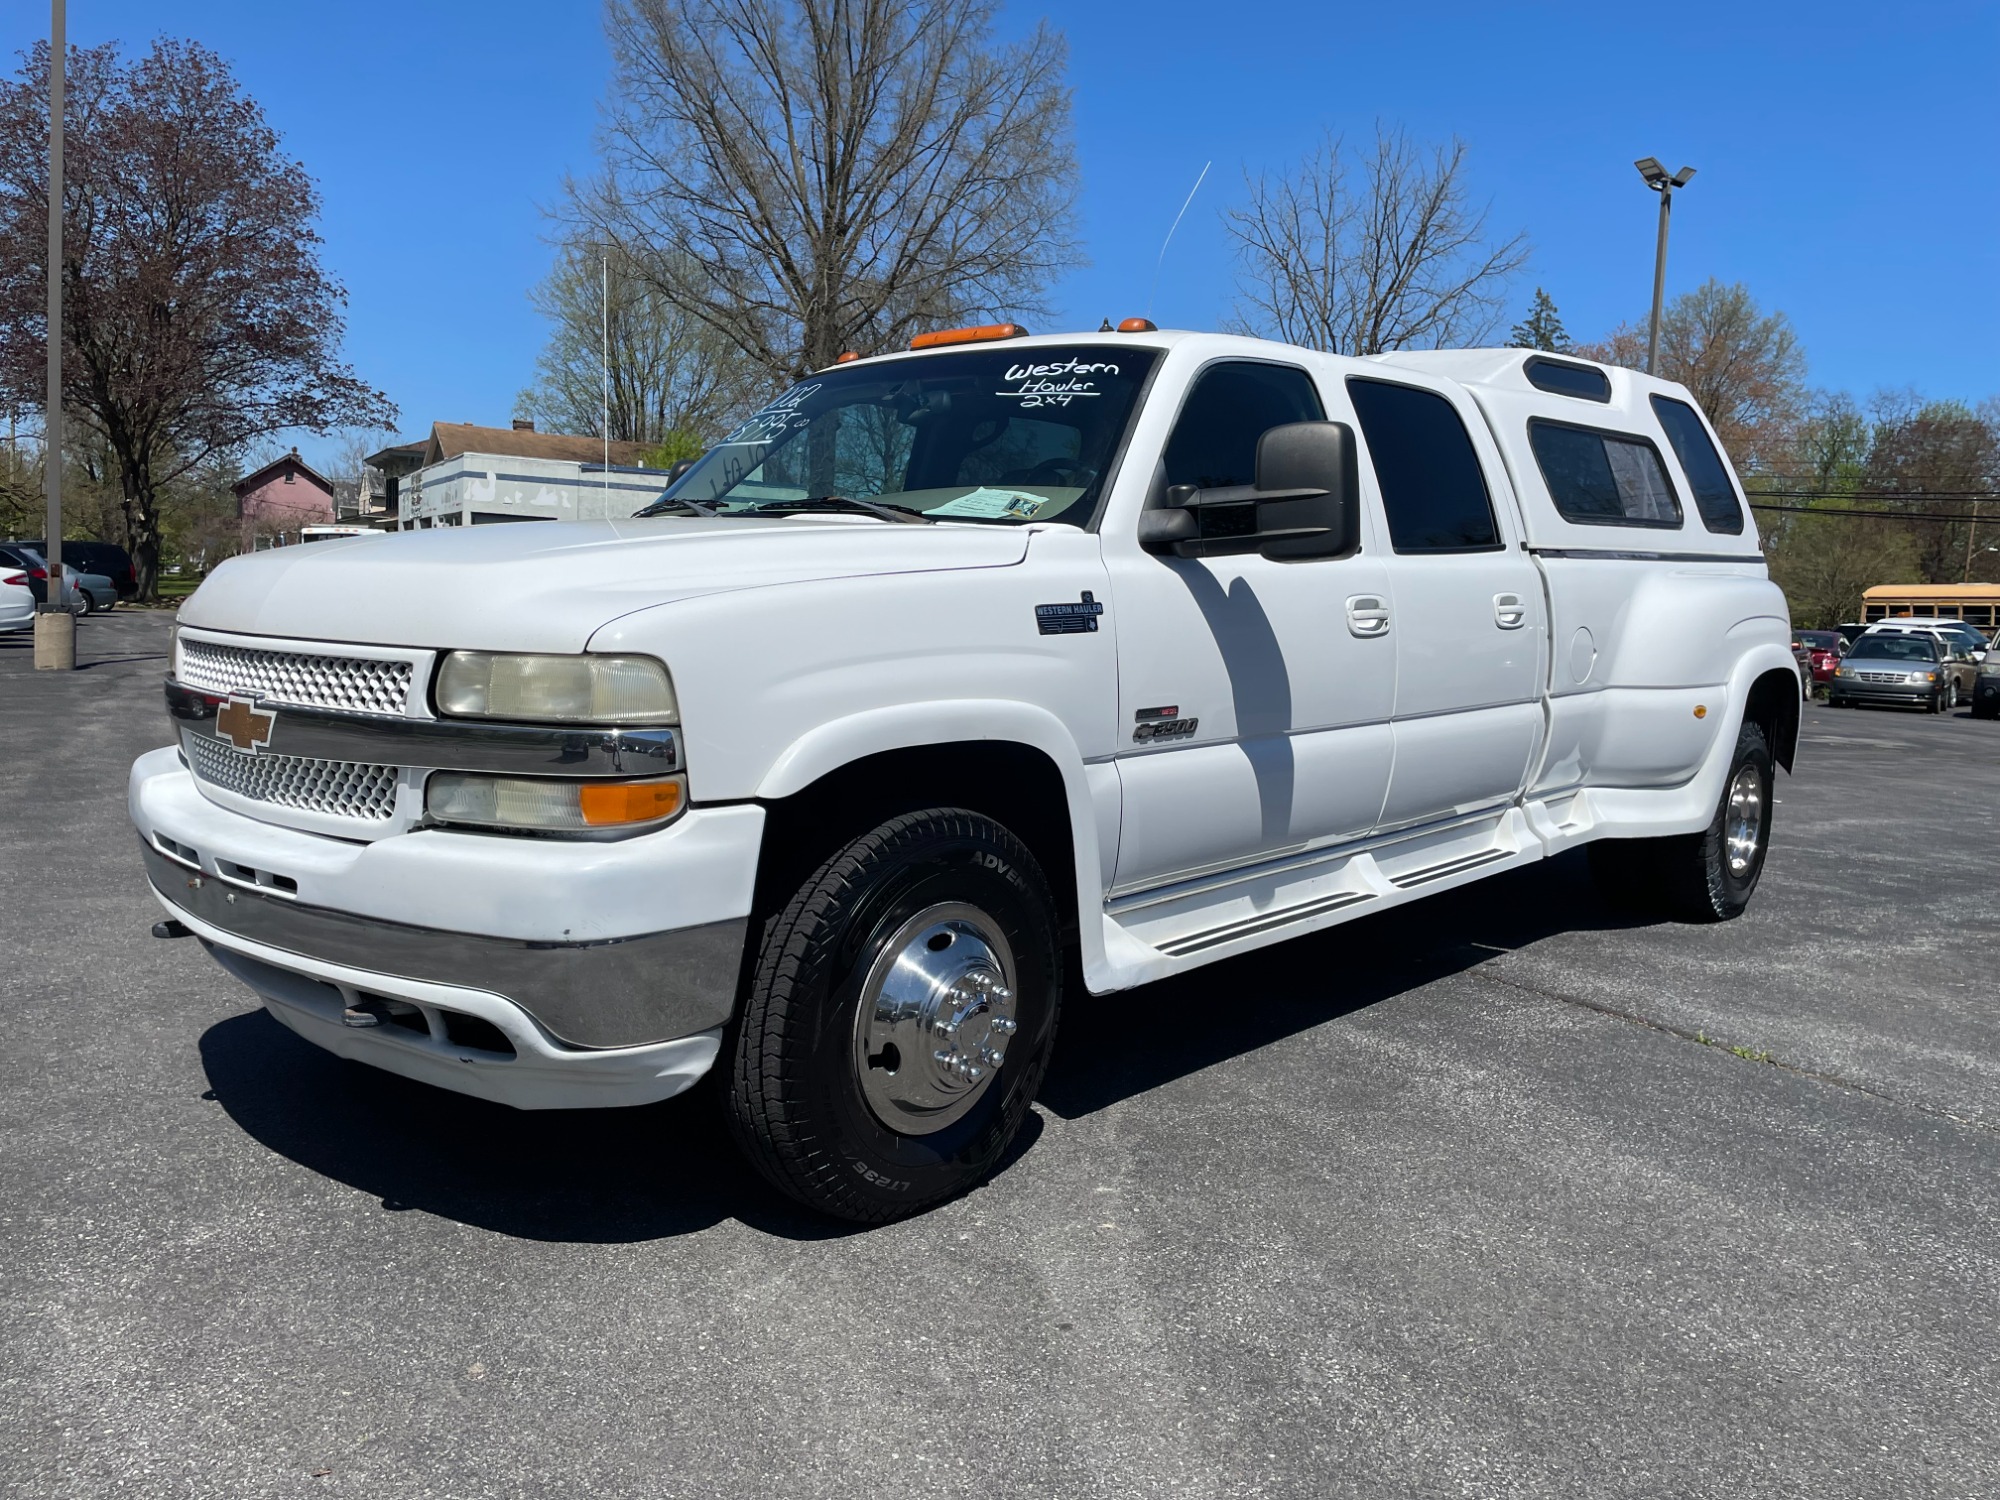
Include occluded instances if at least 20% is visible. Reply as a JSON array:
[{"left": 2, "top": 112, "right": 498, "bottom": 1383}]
[{"left": 1146, "top": 160, "right": 1211, "bottom": 320}]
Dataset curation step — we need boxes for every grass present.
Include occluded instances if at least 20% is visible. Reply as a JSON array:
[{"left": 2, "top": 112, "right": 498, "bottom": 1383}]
[{"left": 1694, "top": 1032, "right": 1777, "bottom": 1065}]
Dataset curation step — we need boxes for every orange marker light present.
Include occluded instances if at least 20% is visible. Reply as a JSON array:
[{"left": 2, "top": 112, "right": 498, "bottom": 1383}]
[
  {"left": 835, "top": 351, "right": 861, "bottom": 363},
  {"left": 578, "top": 775, "right": 686, "bottom": 827},
  {"left": 1116, "top": 317, "right": 1158, "bottom": 333},
  {"left": 1693, "top": 705, "right": 1708, "bottom": 719},
  {"left": 909, "top": 322, "right": 1031, "bottom": 350}
]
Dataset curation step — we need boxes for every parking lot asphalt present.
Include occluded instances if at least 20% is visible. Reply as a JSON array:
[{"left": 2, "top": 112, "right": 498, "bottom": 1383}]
[{"left": 3, "top": 610, "right": 1997, "bottom": 1499}]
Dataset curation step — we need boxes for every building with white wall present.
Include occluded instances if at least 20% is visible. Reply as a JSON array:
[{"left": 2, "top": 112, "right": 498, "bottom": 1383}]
[{"left": 388, "top": 422, "right": 670, "bottom": 529}]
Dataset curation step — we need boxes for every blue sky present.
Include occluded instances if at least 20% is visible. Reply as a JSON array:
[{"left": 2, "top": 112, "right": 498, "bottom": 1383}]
[{"left": 5, "top": 0, "right": 1995, "bottom": 469}]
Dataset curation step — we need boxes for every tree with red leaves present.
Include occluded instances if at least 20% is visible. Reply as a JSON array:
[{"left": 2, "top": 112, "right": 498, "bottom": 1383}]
[{"left": 0, "top": 39, "right": 393, "bottom": 599}]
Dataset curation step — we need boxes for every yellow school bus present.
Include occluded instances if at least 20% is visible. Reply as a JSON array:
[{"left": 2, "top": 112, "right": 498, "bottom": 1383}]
[{"left": 1861, "top": 583, "right": 2000, "bottom": 631}]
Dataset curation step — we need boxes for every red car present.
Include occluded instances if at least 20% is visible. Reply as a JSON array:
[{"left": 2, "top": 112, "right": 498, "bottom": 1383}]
[{"left": 1794, "top": 629, "right": 1844, "bottom": 684}]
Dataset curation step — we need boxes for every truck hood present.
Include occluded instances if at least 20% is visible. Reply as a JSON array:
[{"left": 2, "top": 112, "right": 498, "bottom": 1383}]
[{"left": 177, "top": 517, "right": 1032, "bottom": 651}]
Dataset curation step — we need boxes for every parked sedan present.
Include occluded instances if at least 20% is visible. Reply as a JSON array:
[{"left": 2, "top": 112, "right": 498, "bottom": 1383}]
[
  {"left": 1974, "top": 654, "right": 2000, "bottom": 720},
  {"left": 1829, "top": 633, "right": 1955, "bottom": 713},
  {"left": 1, "top": 567, "right": 33, "bottom": 633}
]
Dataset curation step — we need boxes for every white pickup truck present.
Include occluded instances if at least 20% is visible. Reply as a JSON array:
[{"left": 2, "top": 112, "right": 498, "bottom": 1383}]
[{"left": 132, "top": 328, "right": 1800, "bottom": 1221}]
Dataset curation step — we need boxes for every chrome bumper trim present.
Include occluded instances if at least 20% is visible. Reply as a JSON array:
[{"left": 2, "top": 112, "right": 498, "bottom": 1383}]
[
  {"left": 140, "top": 840, "right": 741, "bottom": 1048},
  {"left": 164, "top": 679, "right": 679, "bottom": 778}
]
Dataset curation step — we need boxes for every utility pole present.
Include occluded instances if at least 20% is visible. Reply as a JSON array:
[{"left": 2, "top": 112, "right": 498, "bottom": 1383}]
[
  {"left": 601, "top": 250, "right": 610, "bottom": 511},
  {"left": 35, "top": 0, "right": 74, "bottom": 670},
  {"left": 1634, "top": 157, "right": 1696, "bottom": 377}
]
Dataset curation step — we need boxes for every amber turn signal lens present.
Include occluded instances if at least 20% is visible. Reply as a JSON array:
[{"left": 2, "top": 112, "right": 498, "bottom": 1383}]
[
  {"left": 578, "top": 776, "right": 686, "bottom": 827},
  {"left": 910, "top": 322, "right": 1031, "bottom": 350}
]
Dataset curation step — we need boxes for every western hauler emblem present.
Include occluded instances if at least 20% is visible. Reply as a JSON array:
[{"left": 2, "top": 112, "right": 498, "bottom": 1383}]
[
  {"left": 215, "top": 697, "right": 276, "bottom": 753},
  {"left": 1035, "top": 591, "right": 1104, "bottom": 635}
]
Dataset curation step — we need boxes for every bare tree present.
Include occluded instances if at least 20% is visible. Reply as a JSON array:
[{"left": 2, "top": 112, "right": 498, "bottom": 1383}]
[
  {"left": 1575, "top": 281, "right": 1806, "bottom": 472},
  {"left": 1224, "top": 126, "right": 1529, "bottom": 355},
  {"left": 0, "top": 40, "right": 394, "bottom": 598},
  {"left": 515, "top": 238, "right": 763, "bottom": 448},
  {"left": 571, "top": 0, "right": 1082, "bottom": 381}
]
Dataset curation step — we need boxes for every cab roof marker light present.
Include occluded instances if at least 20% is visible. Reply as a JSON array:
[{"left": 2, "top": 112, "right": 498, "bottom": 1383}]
[
  {"left": 909, "top": 322, "right": 1031, "bottom": 351},
  {"left": 1116, "top": 317, "right": 1158, "bottom": 333}
]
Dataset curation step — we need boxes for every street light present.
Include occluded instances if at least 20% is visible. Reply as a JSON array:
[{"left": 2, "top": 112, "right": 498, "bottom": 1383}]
[{"left": 1635, "top": 157, "right": 1696, "bottom": 377}]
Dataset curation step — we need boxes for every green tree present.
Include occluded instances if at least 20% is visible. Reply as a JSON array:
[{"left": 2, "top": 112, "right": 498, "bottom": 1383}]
[
  {"left": 1507, "top": 288, "right": 1569, "bottom": 352},
  {"left": 1574, "top": 280, "right": 1805, "bottom": 471}
]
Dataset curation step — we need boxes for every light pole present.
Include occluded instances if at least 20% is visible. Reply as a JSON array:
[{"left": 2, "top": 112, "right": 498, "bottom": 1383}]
[
  {"left": 35, "top": 0, "right": 73, "bottom": 670},
  {"left": 1634, "top": 157, "right": 1695, "bottom": 377}
]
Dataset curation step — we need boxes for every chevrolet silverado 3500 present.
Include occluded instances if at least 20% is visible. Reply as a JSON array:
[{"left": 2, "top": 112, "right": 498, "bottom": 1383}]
[{"left": 131, "top": 328, "right": 1800, "bottom": 1221}]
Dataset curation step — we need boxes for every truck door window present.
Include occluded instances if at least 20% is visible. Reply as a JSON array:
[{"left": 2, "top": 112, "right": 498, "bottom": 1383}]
[
  {"left": 1346, "top": 378, "right": 1501, "bottom": 553},
  {"left": 1649, "top": 396, "right": 1746, "bottom": 534},
  {"left": 1528, "top": 420, "right": 1684, "bottom": 529},
  {"left": 1162, "top": 362, "right": 1323, "bottom": 490}
]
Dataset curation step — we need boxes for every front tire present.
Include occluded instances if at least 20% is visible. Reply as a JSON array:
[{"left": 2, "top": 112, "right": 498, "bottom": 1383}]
[
  {"left": 725, "top": 808, "right": 1062, "bottom": 1223},
  {"left": 1589, "top": 721, "right": 1774, "bottom": 923}
]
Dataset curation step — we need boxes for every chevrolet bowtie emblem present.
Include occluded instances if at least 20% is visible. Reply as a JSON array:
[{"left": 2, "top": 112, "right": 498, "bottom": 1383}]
[{"left": 215, "top": 696, "right": 276, "bottom": 753}]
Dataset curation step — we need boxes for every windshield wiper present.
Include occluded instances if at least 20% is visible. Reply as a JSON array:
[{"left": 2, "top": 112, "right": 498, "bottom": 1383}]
[
  {"left": 748, "top": 495, "right": 934, "bottom": 525},
  {"left": 635, "top": 494, "right": 720, "bottom": 518}
]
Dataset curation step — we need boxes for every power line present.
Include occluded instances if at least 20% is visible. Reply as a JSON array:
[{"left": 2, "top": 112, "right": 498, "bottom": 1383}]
[
  {"left": 1748, "top": 502, "right": 1992, "bottom": 522},
  {"left": 1744, "top": 491, "right": 1999, "bottom": 504}
]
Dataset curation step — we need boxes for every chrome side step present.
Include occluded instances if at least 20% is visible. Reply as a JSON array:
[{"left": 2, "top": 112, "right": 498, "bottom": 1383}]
[
  {"left": 1388, "top": 847, "right": 1511, "bottom": 890},
  {"left": 1154, "top": 890, "right": 1375, "bottom": 959}
]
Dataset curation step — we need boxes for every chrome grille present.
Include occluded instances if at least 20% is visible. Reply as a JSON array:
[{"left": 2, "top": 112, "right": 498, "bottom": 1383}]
[
  {"left": 1857, "top": 670, "right": 1913, "bottom": 684},
  {"left": 185, "top": 732, "right": 399, "bottom": 823},
  {"left": 177, "top": 637, "right": 414, "bottom": 716}
]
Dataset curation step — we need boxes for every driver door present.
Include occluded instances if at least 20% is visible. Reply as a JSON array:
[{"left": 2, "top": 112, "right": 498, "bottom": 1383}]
[{"left": 1105, "top": 360, "right": 1396, "bottom": 894}]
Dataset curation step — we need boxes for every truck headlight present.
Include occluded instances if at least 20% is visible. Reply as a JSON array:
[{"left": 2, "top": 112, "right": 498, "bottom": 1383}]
[
  {"left": 435, "top": 651, "right": 677, "bottom": 723},
  {"left": 427, "top": 772, "right": 687, "bottom": 831}
]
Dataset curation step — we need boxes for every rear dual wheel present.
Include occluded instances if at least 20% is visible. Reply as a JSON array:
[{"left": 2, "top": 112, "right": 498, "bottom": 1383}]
[
  {"left": 1589, "top": 721, "right": 1774, "bottom": 923},
  {"left": 725, "top": 808, "right": 1062, "bottom": 1223}
]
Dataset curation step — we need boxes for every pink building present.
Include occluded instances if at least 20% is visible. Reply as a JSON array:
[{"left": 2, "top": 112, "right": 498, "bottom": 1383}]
[{"left": 232, "top": 448, "right": 335, "bottom": 546}]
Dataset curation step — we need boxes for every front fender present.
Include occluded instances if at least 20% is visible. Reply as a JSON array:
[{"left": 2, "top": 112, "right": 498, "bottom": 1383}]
[{"left": 756, "top": 699, "right": 1117, "bottom": 993}]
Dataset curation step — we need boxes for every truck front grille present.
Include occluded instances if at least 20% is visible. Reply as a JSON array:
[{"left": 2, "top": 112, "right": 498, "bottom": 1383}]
[
  {"left": 185, "top": 732, "right": 400, "bottom": 824},
  {"left": 177, "top": 637, "right": 415, "bottom": 716}
]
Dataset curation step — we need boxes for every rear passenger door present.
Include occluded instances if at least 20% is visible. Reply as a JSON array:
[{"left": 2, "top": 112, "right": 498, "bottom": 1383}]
[{"left": 1346, "top": 375, "right": 1547, "bottom": 831}]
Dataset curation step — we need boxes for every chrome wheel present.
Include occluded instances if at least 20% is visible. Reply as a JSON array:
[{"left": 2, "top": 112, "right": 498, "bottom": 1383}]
[
  {"left": 852, "top": 901, "right": 1019, "bottom": 1136},
  {"left": 1723, "top": 764, "right": 1764, "bottom": 878}
]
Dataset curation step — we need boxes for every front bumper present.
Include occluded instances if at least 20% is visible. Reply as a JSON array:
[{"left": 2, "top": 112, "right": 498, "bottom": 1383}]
[
  {"left": 159, "top": 893, "right": 723, "bottom": 1111},
  {"left": 132, "top": 745, "right": 761, "bottom": 1084},
  {"left": 1828, "top": 679, "right": 1941, "bottom": 708}
]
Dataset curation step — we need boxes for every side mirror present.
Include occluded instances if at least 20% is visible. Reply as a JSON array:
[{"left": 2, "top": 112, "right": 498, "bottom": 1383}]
[{"left": 1138, "top": 421, "right": 1360, "bottom": 561}]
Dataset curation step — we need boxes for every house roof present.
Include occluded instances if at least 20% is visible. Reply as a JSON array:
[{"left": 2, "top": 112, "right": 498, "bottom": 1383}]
[
  {"left": 422, "top": 423, "right": 656, "bottom": 468},
  {"left": 232, "top": 449, "right": 333, "bottom": 498},
  {"left": 363, "top": 440, "right": 428, "bottom": 470}
]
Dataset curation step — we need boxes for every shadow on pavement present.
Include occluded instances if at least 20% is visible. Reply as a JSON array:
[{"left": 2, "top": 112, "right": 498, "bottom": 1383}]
[
  {"left": 199, "top": 1005, "right": 1048, "bottom": 1244},
  {"left": 1038, "top": 848, "right": 1647, "bottom": 1119},
  {"left": 199, "top": 848, "right": 1640, "bottom": 1243}
]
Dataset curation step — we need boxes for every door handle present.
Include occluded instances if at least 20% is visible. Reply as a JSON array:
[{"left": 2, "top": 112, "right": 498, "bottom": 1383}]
[
  {"left": 1493, "top": 592, "right": 1527, "bottom": 630},
  {"left": 1346, "top": 594, "right": 1390, "bottom": 638}
]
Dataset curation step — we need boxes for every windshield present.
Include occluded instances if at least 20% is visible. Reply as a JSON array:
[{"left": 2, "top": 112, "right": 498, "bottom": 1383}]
[
  {"left": 1851, "top": 636, "right": 1939, "bottom": 661},
  {"left": 640, "top": 345, "right": 1160, "bottom": 526},
  {"left": 1798, "top": 631, "right": 1840, "bottom": 650}
]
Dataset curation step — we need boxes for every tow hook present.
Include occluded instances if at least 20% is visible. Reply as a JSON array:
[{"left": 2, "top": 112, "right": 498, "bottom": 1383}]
[{"left": 151, "top": 919, "right": 193, "bottom": 940}]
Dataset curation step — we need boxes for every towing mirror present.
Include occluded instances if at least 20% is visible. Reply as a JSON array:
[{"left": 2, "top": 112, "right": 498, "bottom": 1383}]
[{"left": 1137, "top": 421, "right": 1360, "bottom": 561}]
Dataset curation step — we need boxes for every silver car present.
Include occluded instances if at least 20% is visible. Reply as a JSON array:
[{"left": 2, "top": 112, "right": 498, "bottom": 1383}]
[{"left": 1829, "top": 632, "right": 1955, "bottom": 713}]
